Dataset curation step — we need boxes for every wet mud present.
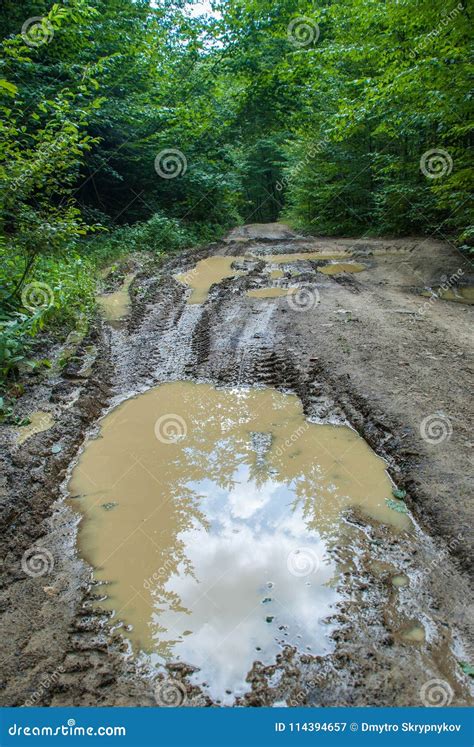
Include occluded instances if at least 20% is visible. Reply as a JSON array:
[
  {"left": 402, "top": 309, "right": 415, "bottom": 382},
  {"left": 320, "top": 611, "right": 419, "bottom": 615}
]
[{"left": 0, "top": 224, "right": 472, "bottom": 708}]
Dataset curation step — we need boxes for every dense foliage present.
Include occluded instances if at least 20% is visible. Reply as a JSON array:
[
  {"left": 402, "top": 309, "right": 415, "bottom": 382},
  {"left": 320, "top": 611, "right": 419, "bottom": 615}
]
[{"left": 0, "top": 0, "right": 472, "bottom": 387}]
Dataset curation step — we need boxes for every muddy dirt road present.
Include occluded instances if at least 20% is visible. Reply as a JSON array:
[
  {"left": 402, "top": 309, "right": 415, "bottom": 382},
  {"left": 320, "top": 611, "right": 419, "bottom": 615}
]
[{"left": 1, "top": 224, "right": 473, "bottom": 708}]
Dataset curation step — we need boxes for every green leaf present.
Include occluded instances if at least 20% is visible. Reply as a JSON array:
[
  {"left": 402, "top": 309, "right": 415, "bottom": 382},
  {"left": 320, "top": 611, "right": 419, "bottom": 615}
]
[
  {"left": 459, "top": 661, "right": 474, "bottom": 677},
  {"left": 392, "top": 488, "right": 407, "bottom": 499},
  {"left": 0, "top": 79, "right": 18, "bottom": 96},
  {"left": 386, "top": 498, "right": 409, "bottom": 514}
]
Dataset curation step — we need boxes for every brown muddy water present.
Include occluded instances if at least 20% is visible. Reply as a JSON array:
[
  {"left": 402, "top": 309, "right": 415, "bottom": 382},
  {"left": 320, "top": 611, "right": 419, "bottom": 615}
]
[
  {"left": 421, "top": 286, "right": 474, "bottom": 306},
  {"left": 174, "top": 254, "right": 366, "bottom": 305},
  {"left": 97, "top": 273, "right": 136, "bottom": 323},
  {"left": 318, "top": 262, "right": 366, "bottom": 275},
  {"left": 174, "top": 257, "right": 246, "bottom": 304},
  {"left": 246, "top": 287, "right": 298, "bottom": 299},
  {"left": 269, "top": 269, "right": 284, "bottom": 279},
  {"left": 68, "top": 382, "right": 411, "bottom": 704},
  {"left": 401, "top": 624, "right": 426, "bottom": 643}
]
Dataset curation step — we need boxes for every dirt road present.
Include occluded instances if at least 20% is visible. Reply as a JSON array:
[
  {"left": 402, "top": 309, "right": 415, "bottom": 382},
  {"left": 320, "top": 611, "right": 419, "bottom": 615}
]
[{"left": 1, "top": 224, "right": 473, "bottom": 707}]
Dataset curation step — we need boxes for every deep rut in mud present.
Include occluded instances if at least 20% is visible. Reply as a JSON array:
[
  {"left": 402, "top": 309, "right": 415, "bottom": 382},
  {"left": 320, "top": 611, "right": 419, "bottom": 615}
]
[{"left": 1, "top": 224, "right": 472, "bottom": 708}]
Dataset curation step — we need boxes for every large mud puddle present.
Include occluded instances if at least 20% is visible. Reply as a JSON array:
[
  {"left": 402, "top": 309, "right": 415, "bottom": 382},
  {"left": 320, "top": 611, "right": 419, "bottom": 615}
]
[
  {"left": 68, "top": 382, "right": 411, "bottom": 703},
  {"left": 174, "top": 257, "right": 245, "bottom": 303}
]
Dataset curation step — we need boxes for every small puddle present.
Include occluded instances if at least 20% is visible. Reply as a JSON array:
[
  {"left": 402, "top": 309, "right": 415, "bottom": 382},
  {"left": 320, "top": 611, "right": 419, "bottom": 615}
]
[
  {"left": 392, "top": 574, "right": 409, "bottom": 588},
  {"left": 421, "top": 287, "right": 474, "bottom": 306},
  {"left": 68, "top": 382, "right": 411, "bottom": 702},
  {"left": 269, "top": 269, "right": 284, "bottom": 279},
  {"left": 246, "top": 287, "right": 298, "bottom": 299},
  {"left": 174, "top": 257, "right": 246, "bottom": 304},
  {"left": 401, "top": 624, "right": 425, "bottom": 643},
  {"left": 97, "top": 273, "right": 136, "bottom": 323},
  {"left": 16, "top": 411, "right": 54, "bottom": 445},
  {"left": 318, "top": 262, "right": 366, "bottom": 275}
]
